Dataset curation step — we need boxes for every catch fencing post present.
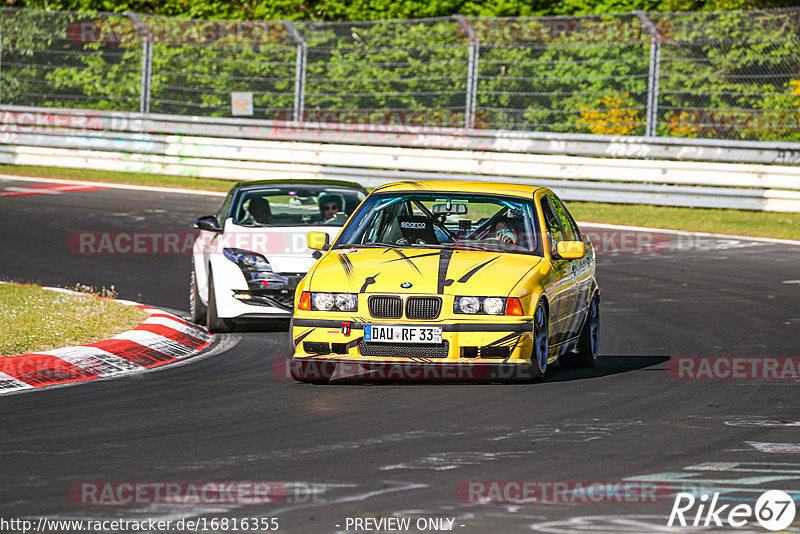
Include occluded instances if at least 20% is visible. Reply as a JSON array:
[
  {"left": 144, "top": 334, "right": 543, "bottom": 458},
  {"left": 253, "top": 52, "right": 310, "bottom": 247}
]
[
  {"left": 455, "top": 15, "right": 479, "bottom": 129},
  {"left": 283, "top": 21, "right": 306, "bottom": 124},
  {"left": 635, "top": 11, "right": 662, "bottom": 137},
  {"left": 126, "top": 12, "right": 152, "bottom": 114}
]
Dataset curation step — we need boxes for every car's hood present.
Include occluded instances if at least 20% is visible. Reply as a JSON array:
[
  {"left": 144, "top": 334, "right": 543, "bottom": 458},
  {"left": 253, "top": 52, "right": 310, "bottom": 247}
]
[
  {"left": 309, "top": 247, "right": 542, "bottom": 295},
  {"left": 212, "top": 223, "right": 341, "bottom": 273}
]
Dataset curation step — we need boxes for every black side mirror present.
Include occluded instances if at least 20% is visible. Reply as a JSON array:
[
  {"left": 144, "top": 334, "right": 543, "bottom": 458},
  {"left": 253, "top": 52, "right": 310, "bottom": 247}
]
[{"left": 194, "top": 215, "right": 222, "bottom": 233}]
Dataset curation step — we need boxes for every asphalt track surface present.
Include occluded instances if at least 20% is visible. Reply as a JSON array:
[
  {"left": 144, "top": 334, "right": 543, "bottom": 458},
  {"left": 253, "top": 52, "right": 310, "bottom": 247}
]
[{"left": 1, "top": 176, "right": 799, "bottom": 534}]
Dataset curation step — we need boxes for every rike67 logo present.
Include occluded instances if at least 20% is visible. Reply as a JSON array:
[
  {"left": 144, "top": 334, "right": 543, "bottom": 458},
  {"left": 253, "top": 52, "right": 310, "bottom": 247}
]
[{"left": 668, "top": 490, "right": 796, "bottom": 531}]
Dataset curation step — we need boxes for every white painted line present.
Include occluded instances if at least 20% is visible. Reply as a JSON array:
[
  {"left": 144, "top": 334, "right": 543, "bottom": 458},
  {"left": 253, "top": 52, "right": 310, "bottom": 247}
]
[
  {"left": 0, "top": 173, "right": 225, "bottom": 197},
  {"left": 746, "top": 441, "right": 800, "bottom": 454}
]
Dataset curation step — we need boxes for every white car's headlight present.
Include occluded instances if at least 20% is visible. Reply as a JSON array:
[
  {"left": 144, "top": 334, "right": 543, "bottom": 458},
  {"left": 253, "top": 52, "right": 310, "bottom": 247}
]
[
  {"left": 311, "top": 292, "right": 358, "bottom": 312},
  {"left": 223, "top": 248, "right": 272, "bottom": 272},
  {"left": 455, "top": 296, "right": 519, "bottom": 315}
]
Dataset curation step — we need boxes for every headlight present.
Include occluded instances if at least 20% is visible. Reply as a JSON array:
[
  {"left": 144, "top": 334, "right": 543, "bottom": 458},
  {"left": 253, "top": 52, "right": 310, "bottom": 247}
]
[
  {"left": 335, "top": 293, "right": 358, "bottom": 312},
  {"left": 223, "top": 248, "right": 272, "bottom": 272},
  {"left": 311, "top": 292, "right": 358, "bottom": 312},
  {"left": 313, "top": 293, "right": 335, "bottom": 311},
  {"left": 454, "top": 296, "right": 510, "bottom": 315},
  {"left": 483, "top": 297, "right": 505, "bottom": 315},
  {"left": 457, "top": 296, "right": 480, "bottom": 314}
]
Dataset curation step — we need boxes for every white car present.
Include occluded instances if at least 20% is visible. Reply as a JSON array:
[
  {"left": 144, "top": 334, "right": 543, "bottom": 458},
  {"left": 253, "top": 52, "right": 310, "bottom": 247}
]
[{"left": 191, "top": 179, "right": 368, "bottom": 332}]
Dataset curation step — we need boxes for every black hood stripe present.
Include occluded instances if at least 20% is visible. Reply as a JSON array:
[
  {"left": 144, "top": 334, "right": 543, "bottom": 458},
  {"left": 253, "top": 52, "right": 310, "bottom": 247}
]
[
  {"left": 360, "top": 274, "right": 379, "bottom": 293},
  {"left": 385, "top": 249, "right": 422, "bottom": 274},
  {"left": 436, "top": 249, "right": 454, "bottom": 294},
  {"left": 338, "top": 253, "right": 355, "bottom": 283},
  {"left": 457, "top": 256, "right": 500, "bottom": 283},
  {"left": 385, "top": 251, "right": 441, "bottom": 262}
]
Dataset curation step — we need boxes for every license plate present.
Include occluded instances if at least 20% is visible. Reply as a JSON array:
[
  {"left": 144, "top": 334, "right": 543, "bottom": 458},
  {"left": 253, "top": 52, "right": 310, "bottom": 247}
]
[{"left": 364, "top": 325, "right": 443, "bottom": 344}]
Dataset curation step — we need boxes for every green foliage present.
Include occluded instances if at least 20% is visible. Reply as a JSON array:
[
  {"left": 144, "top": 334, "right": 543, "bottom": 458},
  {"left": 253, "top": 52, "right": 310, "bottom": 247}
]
[
  {"left": 2, "top": 5, "right": 800, "bottom": 140},
  {"left": 9, "top": 0, "right": 800, "bottom": 21}
]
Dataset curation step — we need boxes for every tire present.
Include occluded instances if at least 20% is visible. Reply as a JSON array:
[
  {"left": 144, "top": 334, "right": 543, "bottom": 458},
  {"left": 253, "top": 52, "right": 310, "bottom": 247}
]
[
  {"left": 206, "top": 270, "right": 233, "bottom": 333},
  {"left": 290, "top": 360, "right": 336, "bottom": 384},
  {"left": 560, "top": 295, "right": 599, "bottom": 368},
  {"left": 189, "top": 270, "right": 206, "bottom": 326},
  {"left": 527, "top": 300, "right": 550, "bottom": 382}
]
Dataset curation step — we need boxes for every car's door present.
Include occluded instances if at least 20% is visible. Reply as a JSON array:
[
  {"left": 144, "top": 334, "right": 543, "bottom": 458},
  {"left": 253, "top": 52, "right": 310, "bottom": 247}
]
[
  {"left": 194, "top": 188, "right": 236, "bottom": 304},
  {"left": 540, "top": 195, "right": 575, "bottom": 346},
  {"left": 548, "top": 195, "right": 591, "bottom": 340}
]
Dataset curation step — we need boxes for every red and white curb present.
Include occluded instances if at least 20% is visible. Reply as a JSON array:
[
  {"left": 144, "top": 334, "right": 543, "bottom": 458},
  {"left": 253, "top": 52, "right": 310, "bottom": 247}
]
[{"left": 0, "top": 286, "right": 213, "bottom": 395}]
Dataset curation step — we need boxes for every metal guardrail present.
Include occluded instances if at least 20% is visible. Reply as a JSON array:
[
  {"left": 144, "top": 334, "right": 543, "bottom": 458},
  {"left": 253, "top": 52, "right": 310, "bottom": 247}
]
[
  {"left": 3, "top": 105, "right": 800, "bottom": 165},
  {"left": 1, "top": 106, "right": 800, "bottom": 212}
]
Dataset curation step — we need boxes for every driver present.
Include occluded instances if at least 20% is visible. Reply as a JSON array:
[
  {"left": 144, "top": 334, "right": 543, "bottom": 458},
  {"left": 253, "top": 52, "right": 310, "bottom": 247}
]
[
  {"left": 248, "top": 196, "right": 272, "bottom": 224},
  {"left": 318, "top": 193, "right": 346, "bottom": 223},
  {"left": 493, "top": 217, "right": 519, "bottom": 245}
]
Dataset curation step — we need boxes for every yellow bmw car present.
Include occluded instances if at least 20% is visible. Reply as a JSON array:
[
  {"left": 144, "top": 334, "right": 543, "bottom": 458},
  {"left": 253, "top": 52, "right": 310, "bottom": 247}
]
[{"left": 289, "top": 180, "right": 598, "bottom": 382}]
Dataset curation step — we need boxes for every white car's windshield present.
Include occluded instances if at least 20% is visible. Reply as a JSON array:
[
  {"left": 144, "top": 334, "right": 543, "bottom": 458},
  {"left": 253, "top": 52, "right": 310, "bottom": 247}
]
[
  {"left": 232, "top": 186, "right": 366, "bottom": 227},
  {"left": 335, "top": 192, "right": 543, "bottom": 256}
]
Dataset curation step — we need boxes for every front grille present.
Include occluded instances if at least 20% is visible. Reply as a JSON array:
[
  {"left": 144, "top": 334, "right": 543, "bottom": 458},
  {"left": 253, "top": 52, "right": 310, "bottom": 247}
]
[
  {"left": 406, "top": 297, "right": 442, "bottom": 320},
  {"left": 359, "top": 340, "right": 449, "bottom": 359},
  {"left": 368, "top": 296, "right": 403, "bottom": 318}
]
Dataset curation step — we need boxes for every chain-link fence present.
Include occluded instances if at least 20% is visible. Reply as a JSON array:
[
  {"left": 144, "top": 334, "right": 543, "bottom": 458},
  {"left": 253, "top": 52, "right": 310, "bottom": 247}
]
[{"left": 1, "top": 7, "right": 799, "bottom": 140}]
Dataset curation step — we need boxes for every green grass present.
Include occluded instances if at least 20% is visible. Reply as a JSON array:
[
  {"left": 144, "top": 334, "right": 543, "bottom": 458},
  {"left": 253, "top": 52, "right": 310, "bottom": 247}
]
[
  {"left": 567, "top": 202, "right": 800, "bottom": 241},
  {"left": 1, "top": 164, "right": 798, "bottom": 241},
  {"left": 0, "top": 283, "right": 149, "bottom": 357}
]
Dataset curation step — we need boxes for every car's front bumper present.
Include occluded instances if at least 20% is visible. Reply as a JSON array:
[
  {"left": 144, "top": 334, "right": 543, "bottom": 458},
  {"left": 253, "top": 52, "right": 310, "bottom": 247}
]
[{"left": 291, "top": 317, "right": 535, "bottom": 365}]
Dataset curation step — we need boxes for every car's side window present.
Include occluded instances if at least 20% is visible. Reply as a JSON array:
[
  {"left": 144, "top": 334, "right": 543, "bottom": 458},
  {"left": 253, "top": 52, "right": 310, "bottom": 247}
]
[
  {"left": 541, "top": 197, "right": 565, "bottom": 255},
  {"left": 548, "top": 195, "right": 579, "bottom": 242},
  {"left": 217, "top": 190, "right": 235, "bottom": 223}
]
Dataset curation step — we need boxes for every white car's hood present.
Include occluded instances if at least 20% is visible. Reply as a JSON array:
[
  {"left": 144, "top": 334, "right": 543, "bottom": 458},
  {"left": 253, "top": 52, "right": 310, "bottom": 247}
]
[{"left": 217, "top": 222, "right": 341, "bottom": 273}]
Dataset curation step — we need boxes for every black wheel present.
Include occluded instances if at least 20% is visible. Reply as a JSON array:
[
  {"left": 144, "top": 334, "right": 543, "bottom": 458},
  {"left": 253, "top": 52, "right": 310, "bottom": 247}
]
[
  {"left": 189, "top": 270, "right": 206, "bottom": 326},
  {"left": 560, "top": 295, "right": 599, "bottom": 368},
  {"left": 290, "top": 360, "right": 336, "bottom": 384},
  {"left": 527, "top": 300, "right": 550, "bottom": 381},
  {"left": 206, "top": 270, "right": 233, "bottom": 333}
]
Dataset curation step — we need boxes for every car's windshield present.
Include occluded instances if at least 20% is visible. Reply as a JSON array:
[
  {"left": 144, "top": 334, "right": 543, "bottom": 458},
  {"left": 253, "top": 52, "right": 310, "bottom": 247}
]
[
  {"left": 335, "top": 192, "right": 543, "bottom": 256},
  {"left": 232, "top": 186, "right": 366, "bottom": 227}
]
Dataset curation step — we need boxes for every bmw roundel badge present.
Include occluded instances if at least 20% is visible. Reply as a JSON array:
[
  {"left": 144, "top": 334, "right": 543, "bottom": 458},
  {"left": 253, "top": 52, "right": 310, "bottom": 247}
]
[{"left": 401, "top": 282, "right": 412, "bottom": 288}]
